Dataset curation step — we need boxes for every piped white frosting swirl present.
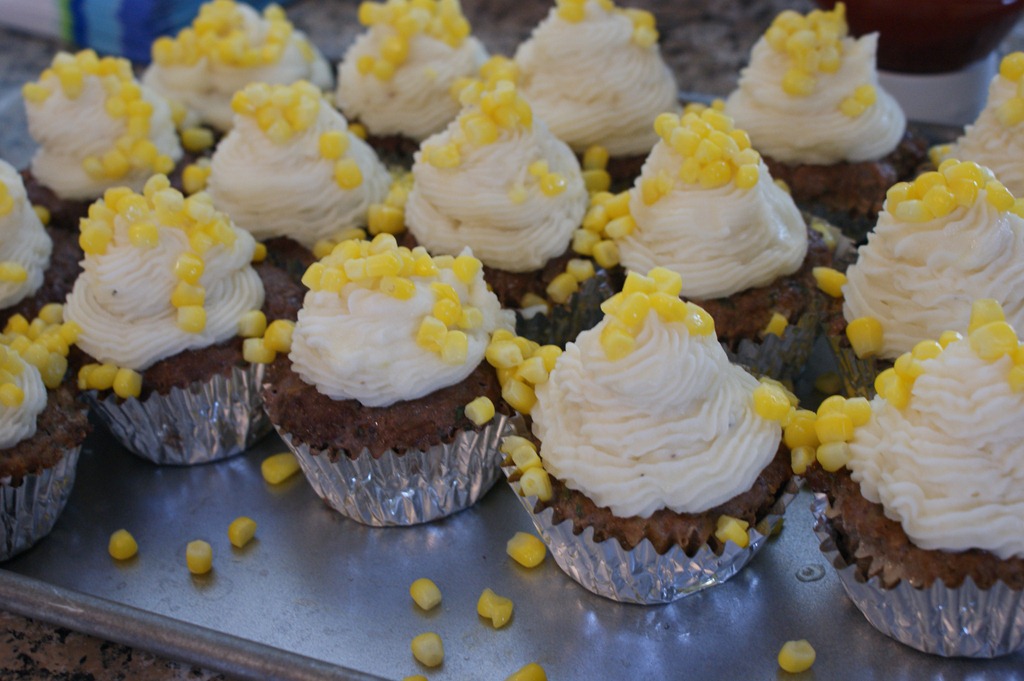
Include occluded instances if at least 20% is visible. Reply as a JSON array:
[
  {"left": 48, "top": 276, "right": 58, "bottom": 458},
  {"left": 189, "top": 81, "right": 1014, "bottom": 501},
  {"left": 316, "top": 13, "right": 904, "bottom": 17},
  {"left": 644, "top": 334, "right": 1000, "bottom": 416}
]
[
  {"left": 849, "top": 339, "right": 1024, "bottom": 559},
  {"left": 405, "top": 119, "right": 587, "bottom": 272},
  {"left": 725, "top": 33, "right": 905, "bottom": 165},
  {"left": 142, "top": 4, "right": 333, "bottom": 131},
  {"left": 0, "top": 160, "right": 52, "bottom": 310},
  {"left": 619, "top": 142, "right": 807, "bottom": 299},
  {"left": 26, "top": 76, "right": 182, "bottom": 201},
  {"left": 945, "top": 75, "right": 1024, "bottom": 197},
  {"left": 336, "top": 30, "right": 487, "bottom": 141},
  {"left": 843, "top": 195, "right": 1024, "bottom": 359},
  {"left": 289, "top": 250, "right": 513, "bottom": 407},
  {"left": 65, "top": 200, "right": 264, "bottom": 371},
  {"left": 513, "top": 0, "right": 680, "bottom": 156},
  {"left": 0, "top": 357, "right": 47, "bottom": 450},
  {"left": 207, "top": 100, "right": 390, "bottom": 249},
  {"left": 532, "top": 311, "right": 782, "bottom": 518}
]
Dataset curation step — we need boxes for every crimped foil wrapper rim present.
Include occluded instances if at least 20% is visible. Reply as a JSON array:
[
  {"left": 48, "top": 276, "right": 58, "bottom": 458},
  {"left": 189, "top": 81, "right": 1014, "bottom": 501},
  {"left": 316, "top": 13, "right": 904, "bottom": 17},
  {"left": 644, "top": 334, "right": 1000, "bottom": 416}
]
[
  {"left": 811, "top": 493, "right": 1024, "bottom": 657},
  {"left": 514, "top": 270, "right": 614, "bottom": 346},
  {"left": 727, "top": 305, "right": 819, "bottom": 381},
  {"left": 1, "top": 445, "right": 81, "bottom": 562},
  {"left": 85, "top": 362, "right": 270, "bottom": 466},
  {"left": 823, "top": 333, "right": 889, "bottom": 399},
  {"left": 503, "top": 464, "right": 798, "bottom": 604},
  {"left": 275, "top": 412, "right": 518, "bottom": 527}
]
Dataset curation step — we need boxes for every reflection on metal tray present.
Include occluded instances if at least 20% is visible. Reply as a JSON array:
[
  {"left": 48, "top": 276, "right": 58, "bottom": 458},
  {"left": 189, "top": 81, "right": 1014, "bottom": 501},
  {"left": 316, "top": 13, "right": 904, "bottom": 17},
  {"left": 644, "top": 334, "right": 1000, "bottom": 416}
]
[{"left": 1, "top": 426, "right": 1023, "bottom": 681}]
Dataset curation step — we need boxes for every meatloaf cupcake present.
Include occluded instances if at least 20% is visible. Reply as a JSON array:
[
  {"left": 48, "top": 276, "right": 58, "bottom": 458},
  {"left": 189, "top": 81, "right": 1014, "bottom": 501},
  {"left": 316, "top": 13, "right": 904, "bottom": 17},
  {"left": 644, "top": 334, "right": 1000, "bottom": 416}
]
[
  {"left": 21, "top": 50, "right": 183, "bottom": 232},
  {"left": 824, "top": 158, "right": 1024, "bottom": 396},
  {"left": 260, "top": 234, "right": 518, "bottom": 526},
  {"left": 0, "top": 160, "right": 54, "bottom": 320},
  {"left": 934, "top": 52, "right": 1024, "bottom": 198},
  {"left": 805, "top": 303, "right": 1024, "bottom": 656},
  {"left": 206, "top": 80, "right": 390, "bottom": 278},
  {"left": 0, "top": 309, "right": 90, "bottom": 561},
  {"left": 335, "top": 0, "right": 488, "bottom": 162},
  {"left": 66, "top": 175, "right": 268, "bottom": 465},
  {"left": 577, "top": 105, "right": 832, "bottom": 379},
  {"left": 513, "top": 0, "right": 680, "bottom": 186},
  {"left": 143, "top": 0, "right": 333, "bottom": 132},
  {"left": 405, "top": 78, "right": 602, "bottom": 342},
  {"left": 724, "top": 3, "right": 927, "bottom": 241},
  {"left": 500, "top": 268, "right": 796, "bottom": 603}
]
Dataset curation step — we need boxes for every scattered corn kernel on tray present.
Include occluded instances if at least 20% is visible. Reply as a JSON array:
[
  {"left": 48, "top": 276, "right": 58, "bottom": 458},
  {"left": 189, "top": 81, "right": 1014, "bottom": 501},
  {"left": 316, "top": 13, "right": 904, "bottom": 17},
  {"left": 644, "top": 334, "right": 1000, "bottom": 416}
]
[{"left": 1, "top": 407, "right": 1023, "bottom": 680}]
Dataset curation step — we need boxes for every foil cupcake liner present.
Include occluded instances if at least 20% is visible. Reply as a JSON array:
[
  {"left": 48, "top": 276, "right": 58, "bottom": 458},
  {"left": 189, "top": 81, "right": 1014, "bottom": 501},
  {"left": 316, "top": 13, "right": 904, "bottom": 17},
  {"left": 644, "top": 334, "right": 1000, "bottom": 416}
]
[
  {"left": 514, "top": 271, "right": 615, "bottom": 347},
  {"left": 811, "top": 494, "right": 1024, "bottom": 657},
  {"left": 275, "top": 412, "right": 518, "bottom": 527},
  {"left": 1, "top": 446, "right": 81, "bottom": 562},
  {"left": 823, "top": 334, "right": 891, "bottom": 399},
  {"left": 727, "top": 307, "right": 819, "bottom": 381},
  {"left": 503, "top": 464, "right": 798, "bottom": 604},
  {"left": 85, "top": 363, "right": 270, "bottom": 466}
]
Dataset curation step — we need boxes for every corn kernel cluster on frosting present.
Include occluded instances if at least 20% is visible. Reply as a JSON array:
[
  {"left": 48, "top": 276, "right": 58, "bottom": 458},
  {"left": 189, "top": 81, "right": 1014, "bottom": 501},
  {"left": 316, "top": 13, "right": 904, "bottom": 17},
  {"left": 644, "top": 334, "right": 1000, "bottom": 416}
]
[
  {"left": 143, "top": 0, "right": 332, "bottom": 131},
  {"left": 336, "top": 0, "right": 488, "bottom": 142},
  {"left": 724, "top": 3, "right": 905, "bottom": 165},
  {"left": 530, "top": 269, "right": 784, "bottom": 518},
  {"left": 512, "top": 0, "right": 680, "bottom": 157},
  {"left": 939, "top": 52, "right": 1024, "bottom": 198},
  {"left": 0, "top": 161, "right": 51, "bottom": 310},
  {"left": 842, "top": 159, "right": 1024, "bottom": 359},
  {"left": 206, "top": 81, "right": 390, "bottom": 249},
  {"left": 64, "top": 176, "right": 264, "bottom": 371},
  {"left": 289, "top": 234, "right": 513, "bottom": 407},
  {"left": 405, "top": 77, "right": 587, "bottom": 272},
  {"left": 842, "top": 302, "right": 1024, "bottom": 560},
  {"left": 0, "top": 345, "right": 48, "bottom": 450},
  {"left": 22, "top": 50, "right": 183, "bottom": 201},
  {"left": 613, "top": 106, "right": 807, "bottom": 299}
]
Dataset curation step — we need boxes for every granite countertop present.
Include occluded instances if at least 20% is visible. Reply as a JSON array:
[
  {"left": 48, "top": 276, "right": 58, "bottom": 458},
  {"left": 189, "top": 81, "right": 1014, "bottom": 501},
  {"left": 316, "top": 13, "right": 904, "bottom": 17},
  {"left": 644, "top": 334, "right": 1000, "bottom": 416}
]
[{"left": 1, "top": 1, "right": 1023, "bottom": 679}]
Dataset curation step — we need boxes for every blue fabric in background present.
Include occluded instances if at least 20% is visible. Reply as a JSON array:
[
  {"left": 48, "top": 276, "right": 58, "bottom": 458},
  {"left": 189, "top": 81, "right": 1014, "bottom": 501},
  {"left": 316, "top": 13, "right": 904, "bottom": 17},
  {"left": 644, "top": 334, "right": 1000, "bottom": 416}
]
[{"left": 68, "top": 0, "right": 289, "bottom": 64}]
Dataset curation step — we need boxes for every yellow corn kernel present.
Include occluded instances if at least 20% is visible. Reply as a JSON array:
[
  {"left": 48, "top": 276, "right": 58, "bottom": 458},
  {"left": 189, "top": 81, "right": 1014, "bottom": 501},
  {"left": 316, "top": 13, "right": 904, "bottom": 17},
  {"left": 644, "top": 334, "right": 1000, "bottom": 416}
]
[
  {"left": 0, "top": 383, "right": 24, "bottom": 407},
  {"left": 545, "top": 271, "right": 579, "bottom": 305},
  {"left": 506, "top": 532, "right": 546, "bottom": 568},
  {"left": 261, "top": 452, "right": 301, "bottom": 484},
  {"left": 410, "top": 632, "right": 443, "bottom": 668},
  {"left": 367, "top": 203, "right": 405, "bottom": 235},
  {"left": 108, "top": 529, "right": 138, "bottom": 560},
  {"left": 604, "top": 215, "right": 636, "bottom": 240},
  {"left": 814, "top": 411, "right": 853, "bottom": 444},
  {"left": 600, "top": 322, "right": 636, "bottom": 361},
  {"left": 812, "top": 267, "right": 846, "bottom": 298},
  {"left": 582, "top": 145, "right": 609, "bottom": 170},
  {"left": 519, "top": 466, "right": 552, "bottom": 500},
  {"left": 440, "top": 330, "right": 469, "bottom": 364},
  {"left": 485, "top": 340, "right": 525, "bottom": 369},
  {"left": 181, "top": 127, "right": 214, "bottom": 153},
  {"left": 263, "top": 319, "right": 295, "bottom": 353},
  {"left": 816, "top": 441, "right": 851, "bottom": 472},
  {"left": 182, "top": 163, "right": 210, "bottom": 195},
  {"left": 843, "top": 397, "right": 872, "bottom": 427},
  {"left": 452, "top": 254, "right": 481, "bottom": 284},
  {"left": 424, "top": 143, "right": 461, "bottom": 168},
  {"left": 762, "top": 312, "right": 788, "bottom": 337},
  {"left": 875, "top": 368, "right": 911, "bottom": 409},
  {"left": 714, "top": 515, "right": 750, "bottom": 548},
  {"left": 80, "top": 222, "right": 113, "bottom": 255},
  {"left": 986, "top": 180, "right": 1016, "bottom": 211},
  {"left": 790, "top": 446, "right": 816, "bottom": 475},
  {"left": 778, "top": 640, "right": 816, "bottom": 673},
  {"left": 177, "top": 305, "right": 206, "bottom": 333},
  {"left": 939, "top": 330, "right": 963, "bottom": 348},
  {"left": 33, "top": 205, "right": 51, "bottom": 225},
  {"left": 242, "top": 337, "right": 276, "bottom": 364},
  {"left": 22, "top": 82, "right": 52, "bottom": 104},
  {"left": 186, "top": 540, "right": 213, "bottom": 575},
  {"left": 510, "top": 442, "right": 542, "bottom": 471},
  {"left": 410, "top": 577, "right": 442, "bottom": 611},
  {"left": 539, "top": 172, "right": 567, "bottom": 196},
  {"left": 334, "top": 159, "right": 363, "bottom": 190},
  {"left": 228, "top": 516, "right": 257, "bottom": 549},
  {"left": 174, "top": 253, "right": 204, "bottom": 284},
  {"left": 237, "top": 310, "right": 268, "bottom": 339},
  {"left": 782, "top": 68, "right": 816, "bottom": 96},
  {"left": 112, "top": 368, "right": 142, "bottom": 398},
  {"left": 683, "top": 303, "right": 715, "bottom": 336},
  {"left": 784, "top": 410, "right": 819, "bottom": 450},
  {"left": 592, "top": 239, "right": 620, "bottom": 268},
  {"left": 969, "top": 298, "right": 1006, "bottom": 333},
  {"left": 477, "top": 588, "right": 514, "bottom": 629},
  {"left": 845, "top": 316, "right": 883, "bottom": 358},
  {"left": 170, "top": 281, "right": 205, "bottom": 308},
  {"left": 502, "top": 379, "right": 537, "bottom": 414},
  {"left": 318, "top": 130, "right": 349, "bottom": 160},
  {"left": 894, "top": 352, "right": 924, "bottom": 380},
  {"left": 970, "top": 321, "right": 1018, "bottom": 360},
  {"left": 506, "top": 663, "right": 547, "bottom": 681},
  {"left": 513, "top": 356, "right": 547, "bottom": 386},
  {"left": 85, "top": 363, "right": 118, "bottom": 391},
  {"left": 1010, "top": 364, "right": 1024, "bottom": 392},
  {"left": 464, "top": 396, "right": 495, "bottom": 426},
  {"left": 753, "top": 383, "right": 791, "bottom": 421}
]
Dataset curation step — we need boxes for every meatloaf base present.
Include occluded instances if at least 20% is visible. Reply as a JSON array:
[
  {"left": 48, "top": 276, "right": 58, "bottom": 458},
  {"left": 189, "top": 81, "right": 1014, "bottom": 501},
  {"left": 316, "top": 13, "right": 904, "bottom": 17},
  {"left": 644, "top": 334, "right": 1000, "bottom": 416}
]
[{"left": 0, "top": 382, "right": 90, "bottom": 486}]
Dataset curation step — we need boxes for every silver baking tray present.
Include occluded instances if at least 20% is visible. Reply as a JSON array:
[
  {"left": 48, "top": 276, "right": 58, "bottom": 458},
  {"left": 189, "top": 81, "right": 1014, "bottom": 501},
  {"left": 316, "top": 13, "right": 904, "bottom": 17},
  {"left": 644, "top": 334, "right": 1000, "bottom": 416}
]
[{"left": 2, "top": 400, "right": 1024, "bottom": 680}]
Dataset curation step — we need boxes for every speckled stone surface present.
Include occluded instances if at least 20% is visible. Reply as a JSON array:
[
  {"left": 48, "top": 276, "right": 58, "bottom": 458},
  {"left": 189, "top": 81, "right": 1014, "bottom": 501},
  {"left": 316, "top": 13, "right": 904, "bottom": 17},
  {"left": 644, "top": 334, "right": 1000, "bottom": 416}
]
[{"left": 0, "top": 0, "right": 1023, "bottom": 678}]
